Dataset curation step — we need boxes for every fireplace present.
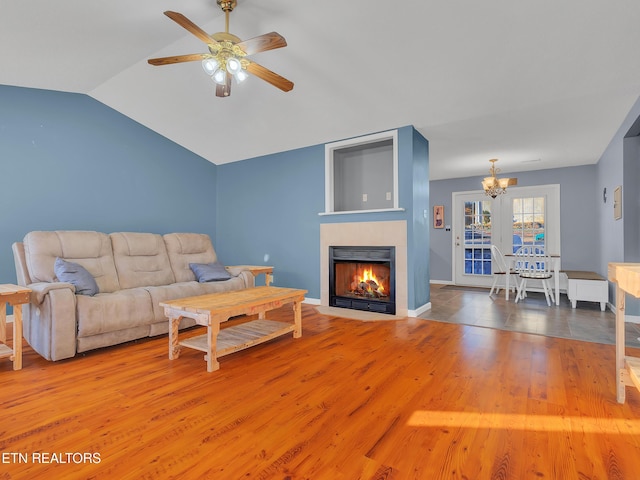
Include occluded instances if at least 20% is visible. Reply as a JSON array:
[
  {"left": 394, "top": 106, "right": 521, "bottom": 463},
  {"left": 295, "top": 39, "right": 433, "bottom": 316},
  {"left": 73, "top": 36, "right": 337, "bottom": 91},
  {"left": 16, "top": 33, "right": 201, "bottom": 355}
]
[{"left": 329, "top": 246, "right": 396, "bottom": 315}]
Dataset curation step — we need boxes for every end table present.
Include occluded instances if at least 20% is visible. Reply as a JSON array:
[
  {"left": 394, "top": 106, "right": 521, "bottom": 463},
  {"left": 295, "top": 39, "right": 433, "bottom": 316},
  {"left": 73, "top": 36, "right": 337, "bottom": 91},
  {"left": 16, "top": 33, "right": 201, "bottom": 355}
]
[
  {"left": 0, "top": 284, "right": 31, "bottom": 370},
  {"left": 229, "top": 265, "right": 274, "bottom": 286}
]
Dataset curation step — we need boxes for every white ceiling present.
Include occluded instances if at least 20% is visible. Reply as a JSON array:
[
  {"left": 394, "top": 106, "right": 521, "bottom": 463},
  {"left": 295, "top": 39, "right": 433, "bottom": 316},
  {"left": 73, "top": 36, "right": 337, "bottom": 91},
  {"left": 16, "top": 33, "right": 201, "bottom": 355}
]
[{"left": 2, "top": 0, "right": 640, "bottom": 180}]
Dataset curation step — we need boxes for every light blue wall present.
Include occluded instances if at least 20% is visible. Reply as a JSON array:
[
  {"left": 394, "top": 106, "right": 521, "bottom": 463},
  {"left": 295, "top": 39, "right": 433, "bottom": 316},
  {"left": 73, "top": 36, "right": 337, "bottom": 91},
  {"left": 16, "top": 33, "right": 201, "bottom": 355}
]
[
  {"left": 597, "top": 96, "right": 640, "bottom": 314},
  {"left": 429, "top": 164, "right": 599, "bottom": 282},
  {"left": 215, "top": 125, "right": 430, "bottom": 309},
  {"left": 214, "top": 145, "right": 325, "bottom": 292},
  {"left": 410, "top": 128, "right": 430, "bottom": 308},
  {"left": 0, "top": 85, "right": 218, "bottom": 285}
]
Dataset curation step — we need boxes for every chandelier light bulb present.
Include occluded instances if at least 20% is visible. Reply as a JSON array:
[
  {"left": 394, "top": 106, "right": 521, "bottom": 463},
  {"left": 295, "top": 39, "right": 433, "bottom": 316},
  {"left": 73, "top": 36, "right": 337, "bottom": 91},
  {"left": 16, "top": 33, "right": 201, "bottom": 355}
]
[
  {"left": 213, "top": 69, "right": 227, "bottom": 85},
  {"left": 226, "top": 57, "right": 242, "bottom": 75},
  {"left": 202, "top": 58, "right": 219, "bottom": 75},
  {"left": 234, "top": 70, "right": 249, "bottom": 83}
]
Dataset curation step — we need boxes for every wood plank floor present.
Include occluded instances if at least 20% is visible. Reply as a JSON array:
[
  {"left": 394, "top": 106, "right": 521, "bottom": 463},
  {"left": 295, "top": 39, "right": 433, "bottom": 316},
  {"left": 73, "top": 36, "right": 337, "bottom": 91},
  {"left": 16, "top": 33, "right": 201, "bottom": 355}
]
[{"left": 1, "top": 300, "right": 640, "bottom": 479}]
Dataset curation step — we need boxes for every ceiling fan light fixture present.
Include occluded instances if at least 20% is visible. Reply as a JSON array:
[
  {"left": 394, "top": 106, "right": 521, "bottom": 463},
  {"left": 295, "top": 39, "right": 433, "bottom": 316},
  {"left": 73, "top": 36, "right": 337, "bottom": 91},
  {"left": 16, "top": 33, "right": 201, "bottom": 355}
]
[
  {"left": 226, "top": 57, "right": 242, "bottom": 74},
  {"left": 202, "top": 58, "right": 219, "bottom": 75},
  {"left": 213, "top": 69, "right": 227, "bottom": 84},
  {"left": 234, "top": 69, "right": 249, "bottom": 83}
]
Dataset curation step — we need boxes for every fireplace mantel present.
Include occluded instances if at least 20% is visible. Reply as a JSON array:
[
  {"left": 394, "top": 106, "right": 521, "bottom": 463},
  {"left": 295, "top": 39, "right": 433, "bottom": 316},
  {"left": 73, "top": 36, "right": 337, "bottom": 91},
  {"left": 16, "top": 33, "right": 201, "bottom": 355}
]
[{"left": 320, "top": 220, "right": 408, "bottom": 316}]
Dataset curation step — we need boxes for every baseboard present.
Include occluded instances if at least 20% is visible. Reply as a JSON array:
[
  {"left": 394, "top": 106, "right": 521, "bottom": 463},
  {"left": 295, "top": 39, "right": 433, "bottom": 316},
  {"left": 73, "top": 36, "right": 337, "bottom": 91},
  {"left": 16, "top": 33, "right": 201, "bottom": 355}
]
[
  {"left": 5, "top": 314, "right": 13, "bottom": 324},
  {"left": 409, "top": 302, "right": 432, "bottom": 317},
  {"left": 430, "top": 279, "right": 454, "bottom": 285},
  {"left": 625, "top": 314, "right": 640, "bottom": 324},
  {"left": 605, "top": 303, "right": 640, "bottom": 323},
  {"left": 303, "top": 297, "right": 321, "bottom": 305}
]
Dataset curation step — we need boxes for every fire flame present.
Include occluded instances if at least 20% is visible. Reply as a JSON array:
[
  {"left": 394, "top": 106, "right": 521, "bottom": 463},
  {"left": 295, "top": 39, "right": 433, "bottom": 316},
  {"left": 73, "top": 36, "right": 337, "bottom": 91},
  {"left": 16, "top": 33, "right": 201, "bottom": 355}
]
[{"left": 359, "top": 268, "right": 384, "bottom": 293}]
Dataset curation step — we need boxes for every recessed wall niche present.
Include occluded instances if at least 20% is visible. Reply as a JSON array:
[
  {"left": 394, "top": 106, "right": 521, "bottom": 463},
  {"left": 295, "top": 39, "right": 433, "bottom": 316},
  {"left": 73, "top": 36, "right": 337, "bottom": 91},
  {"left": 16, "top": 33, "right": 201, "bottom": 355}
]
[{"left": 324, "top": 129, "right": 400, "bottom": 214}]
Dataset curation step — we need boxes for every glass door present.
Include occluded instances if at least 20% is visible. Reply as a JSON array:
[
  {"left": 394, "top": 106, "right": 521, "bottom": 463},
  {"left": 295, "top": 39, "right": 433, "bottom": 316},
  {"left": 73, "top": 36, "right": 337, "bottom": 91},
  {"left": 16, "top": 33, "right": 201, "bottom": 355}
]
[
  {"left": 453, "top": 185, "right": 560, "bottom": 288},
  {"left": 453, "top": 192, "right": 496, "bottom": 287}
]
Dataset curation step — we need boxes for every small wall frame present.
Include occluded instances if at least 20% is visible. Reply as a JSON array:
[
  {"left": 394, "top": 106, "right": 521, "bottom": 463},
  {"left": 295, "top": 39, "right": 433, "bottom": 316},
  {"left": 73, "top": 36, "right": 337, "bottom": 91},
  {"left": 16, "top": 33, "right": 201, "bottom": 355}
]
[
  {"left": 434, "top": 205, "right": 444, "bottom": 229},
  {"left": 614, "top": 185, "right": 622, "bottom": 220}
]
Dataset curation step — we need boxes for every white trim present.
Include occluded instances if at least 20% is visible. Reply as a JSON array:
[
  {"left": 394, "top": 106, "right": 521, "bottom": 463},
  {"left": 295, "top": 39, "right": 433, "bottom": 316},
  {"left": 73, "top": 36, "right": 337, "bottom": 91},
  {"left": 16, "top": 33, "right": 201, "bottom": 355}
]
[
  {"left": 303, "top": 297, "right": 321, "bottom": 305},
  {"left": 625, "top": 314, "right": 640, "bottom": 324},
  {"left": 430, "top": 279, "right": 454, "bottom": 285},
  {"left": 409, "top": 302, "right": 432, "bottom": 317},
  {"left": 324, "top": 129, "right": 399, "bottom": 214},
  {"left": 318, "top": 208, "right": 405, "bottom": 216}
]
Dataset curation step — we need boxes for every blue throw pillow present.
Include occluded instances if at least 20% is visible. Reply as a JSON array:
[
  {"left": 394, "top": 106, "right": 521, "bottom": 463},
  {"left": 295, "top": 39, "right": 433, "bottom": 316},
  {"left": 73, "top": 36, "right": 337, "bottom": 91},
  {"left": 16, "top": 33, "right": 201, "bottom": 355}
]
[
  {"left": 54, "top": 257, "right": 99, "bottom": 296},
  {"left": 189, "top": 262, "right": 232, "bottom": 282}
]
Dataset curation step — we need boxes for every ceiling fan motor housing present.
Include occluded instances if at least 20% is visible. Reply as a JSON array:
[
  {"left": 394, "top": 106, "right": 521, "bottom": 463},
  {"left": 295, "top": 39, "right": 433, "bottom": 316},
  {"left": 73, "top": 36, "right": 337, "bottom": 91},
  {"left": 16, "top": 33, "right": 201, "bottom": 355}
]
[{"left": 217, "top": 0, "right": 237, "bottom": 13}]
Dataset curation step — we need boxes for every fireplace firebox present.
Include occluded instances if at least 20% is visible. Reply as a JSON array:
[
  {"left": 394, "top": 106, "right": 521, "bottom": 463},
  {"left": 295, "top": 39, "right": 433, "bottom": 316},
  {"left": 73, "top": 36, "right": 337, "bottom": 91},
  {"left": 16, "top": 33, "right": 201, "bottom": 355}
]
[{"left": 329, "top": 246, "right": 396, "bottom": 315}]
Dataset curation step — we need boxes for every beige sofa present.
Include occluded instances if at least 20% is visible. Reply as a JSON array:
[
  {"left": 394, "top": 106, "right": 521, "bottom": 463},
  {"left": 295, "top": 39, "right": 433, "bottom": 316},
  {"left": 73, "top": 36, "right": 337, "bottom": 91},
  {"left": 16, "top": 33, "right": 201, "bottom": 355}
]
[{"left": 12, "top": 231, "right": 255, "bottom": 361}]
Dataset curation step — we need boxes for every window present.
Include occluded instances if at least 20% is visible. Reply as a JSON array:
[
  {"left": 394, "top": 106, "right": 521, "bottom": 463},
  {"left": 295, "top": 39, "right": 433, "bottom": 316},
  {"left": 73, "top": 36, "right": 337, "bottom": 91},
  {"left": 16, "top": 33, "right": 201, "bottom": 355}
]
[{"left": 512, "top": 196, "right": 546, "bottom": 253}]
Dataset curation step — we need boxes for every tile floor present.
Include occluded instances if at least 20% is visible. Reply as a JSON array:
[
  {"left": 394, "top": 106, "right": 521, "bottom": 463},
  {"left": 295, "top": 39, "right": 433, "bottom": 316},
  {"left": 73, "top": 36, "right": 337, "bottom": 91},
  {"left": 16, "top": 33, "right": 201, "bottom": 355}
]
[{"left": 422, "top": 283, "right": 640, "bottom": 348}]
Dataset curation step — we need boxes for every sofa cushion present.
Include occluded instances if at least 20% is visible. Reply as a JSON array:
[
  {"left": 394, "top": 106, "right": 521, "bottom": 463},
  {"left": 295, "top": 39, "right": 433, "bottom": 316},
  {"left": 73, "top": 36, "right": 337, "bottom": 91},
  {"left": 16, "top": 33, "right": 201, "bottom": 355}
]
[
  {"left": 164, "top": 233, "right": 218, "bottom": 283},
  {"left": 76, "top": 287, "right": 155, "bottom": 337},
  {"left": 24, "top": 231, "right": 121, "bottom": 293},
  {"left": 190, "top": 262, "right": 232, "bottom": 282},
  {"left": 110, "top": 233, "right": 175, "bottom": 289},
  {"left": 54, "top": 258, "right": 99, "bottom": 296}
]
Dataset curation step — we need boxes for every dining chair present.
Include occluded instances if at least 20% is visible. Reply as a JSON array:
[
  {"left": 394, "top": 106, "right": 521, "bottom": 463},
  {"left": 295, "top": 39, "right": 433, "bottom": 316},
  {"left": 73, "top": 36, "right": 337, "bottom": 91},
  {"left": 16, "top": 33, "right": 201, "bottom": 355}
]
[
  {"left": 513, "top": 245, "right": 555, "bottom": 306},
  {"left": 489, "top": 245, "right": 518, "bottom": 299}
]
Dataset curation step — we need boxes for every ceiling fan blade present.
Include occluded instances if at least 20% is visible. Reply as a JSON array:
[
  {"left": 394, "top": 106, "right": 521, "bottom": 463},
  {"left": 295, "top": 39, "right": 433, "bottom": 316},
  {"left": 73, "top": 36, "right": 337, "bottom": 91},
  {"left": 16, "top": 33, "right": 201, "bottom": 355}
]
[
  {"left": 148, "top": 53, "right": 209, "bottom": 66},
  {"left": 236, "top": 32, "right": 287, "bottom": 55},
  {"left": 164, "top": 11, "right": 217, "bottom": 45},
  {"left": 245, "top": 62, "right": 294, "bottom": 92},
  {"left": 216, "top": 74, "right": 232, "bottom": 97}
]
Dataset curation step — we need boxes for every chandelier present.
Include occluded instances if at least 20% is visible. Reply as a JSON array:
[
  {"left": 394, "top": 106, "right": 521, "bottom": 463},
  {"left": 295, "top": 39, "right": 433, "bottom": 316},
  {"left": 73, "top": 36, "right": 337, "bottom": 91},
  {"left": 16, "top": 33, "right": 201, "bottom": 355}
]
[{"left": 482, "top": 159, "right": 517, "bottom": 198}]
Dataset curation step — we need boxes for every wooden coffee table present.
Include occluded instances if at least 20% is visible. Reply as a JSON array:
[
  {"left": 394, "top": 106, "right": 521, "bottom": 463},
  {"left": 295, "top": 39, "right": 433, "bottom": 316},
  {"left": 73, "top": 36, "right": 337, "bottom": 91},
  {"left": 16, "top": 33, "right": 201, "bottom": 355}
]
[{"left": 160, "top": 286, "right": 307, "bottom": 372}]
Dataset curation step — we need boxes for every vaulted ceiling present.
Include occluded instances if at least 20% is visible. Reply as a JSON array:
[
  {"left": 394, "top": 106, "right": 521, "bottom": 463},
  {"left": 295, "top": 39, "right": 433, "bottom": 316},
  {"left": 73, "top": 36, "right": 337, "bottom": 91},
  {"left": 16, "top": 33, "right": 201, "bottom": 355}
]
[{"left": 2, "top": 0, "right": 640, "bottom": 179}]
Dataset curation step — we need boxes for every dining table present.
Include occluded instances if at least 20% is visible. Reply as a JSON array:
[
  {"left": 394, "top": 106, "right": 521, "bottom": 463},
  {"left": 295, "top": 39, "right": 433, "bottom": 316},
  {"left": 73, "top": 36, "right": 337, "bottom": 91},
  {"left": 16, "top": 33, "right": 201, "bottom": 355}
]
[{"left": 504, "top": 253, "right": 561, "bottom": 305}]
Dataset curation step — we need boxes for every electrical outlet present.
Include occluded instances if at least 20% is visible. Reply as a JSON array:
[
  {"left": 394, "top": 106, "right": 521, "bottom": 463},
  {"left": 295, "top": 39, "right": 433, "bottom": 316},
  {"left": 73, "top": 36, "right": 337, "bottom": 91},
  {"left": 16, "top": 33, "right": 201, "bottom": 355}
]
[
  {"left": 362, "top": 193, "right": 368, "bottom": 202},
  {"left": 386, "top": 192, "right": 391, "bottom": 201}
]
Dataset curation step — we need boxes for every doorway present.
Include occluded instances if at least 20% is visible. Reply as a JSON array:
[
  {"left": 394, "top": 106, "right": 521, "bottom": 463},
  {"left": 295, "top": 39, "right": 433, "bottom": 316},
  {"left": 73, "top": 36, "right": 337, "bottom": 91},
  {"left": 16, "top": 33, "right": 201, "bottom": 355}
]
[{"left": 453, "top": 185, "right": 560, "bottom": 287}]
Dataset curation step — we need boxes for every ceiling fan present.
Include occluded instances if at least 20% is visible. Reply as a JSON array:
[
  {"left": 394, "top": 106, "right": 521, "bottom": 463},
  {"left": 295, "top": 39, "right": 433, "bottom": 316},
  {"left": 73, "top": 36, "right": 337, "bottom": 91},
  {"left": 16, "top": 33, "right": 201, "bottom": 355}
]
[{"left": 148, "top": 0, "right": 294, "bottom": 97}]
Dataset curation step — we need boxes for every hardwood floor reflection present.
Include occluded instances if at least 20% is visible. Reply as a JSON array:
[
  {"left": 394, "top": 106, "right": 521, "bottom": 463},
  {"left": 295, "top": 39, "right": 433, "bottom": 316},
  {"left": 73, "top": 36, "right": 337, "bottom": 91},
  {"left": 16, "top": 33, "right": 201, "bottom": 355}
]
[
  {"left": 425, "top": 283, "right": 640, "bottom": 348},
  {"left": 1, "top": 300, "right": 640, "bottom": 479}
]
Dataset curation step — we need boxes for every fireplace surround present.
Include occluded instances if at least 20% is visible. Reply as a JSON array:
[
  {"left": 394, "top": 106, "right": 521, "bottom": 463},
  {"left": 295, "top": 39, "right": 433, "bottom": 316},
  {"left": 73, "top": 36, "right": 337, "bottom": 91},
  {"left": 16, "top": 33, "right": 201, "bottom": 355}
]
[
  {"left": 329, "top": 246, "right": 396, "bottom": 314},
  {"left": 320, "top": 220, "right": 408, "bottom": 316}
]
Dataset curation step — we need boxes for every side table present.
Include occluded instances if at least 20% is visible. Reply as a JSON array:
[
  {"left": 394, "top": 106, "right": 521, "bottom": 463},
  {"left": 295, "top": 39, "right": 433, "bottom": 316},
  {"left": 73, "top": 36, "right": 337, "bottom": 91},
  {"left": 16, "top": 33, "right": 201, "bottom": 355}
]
[
  {"left": 229, "top": 265, "right": 274, "bottom": 286},
  {"left": 0, "top": 284, "right": 31, "bottom": 370}
]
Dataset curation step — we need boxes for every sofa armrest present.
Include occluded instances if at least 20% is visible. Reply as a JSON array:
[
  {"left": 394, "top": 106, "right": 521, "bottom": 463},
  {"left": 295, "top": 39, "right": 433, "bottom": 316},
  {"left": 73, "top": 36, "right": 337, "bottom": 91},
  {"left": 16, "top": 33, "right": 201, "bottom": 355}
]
[
  {"left": 225, "top": 266, "right": 250, "bottom": 277},
  {"left": 226, "top": 265, "right": 272, "bottom": 286},
  {"left": 21, "top": 284, "right": 78, "bottom": 361},
  {"left": 28, "top": 281, "right": 76, "bottom": 305}
]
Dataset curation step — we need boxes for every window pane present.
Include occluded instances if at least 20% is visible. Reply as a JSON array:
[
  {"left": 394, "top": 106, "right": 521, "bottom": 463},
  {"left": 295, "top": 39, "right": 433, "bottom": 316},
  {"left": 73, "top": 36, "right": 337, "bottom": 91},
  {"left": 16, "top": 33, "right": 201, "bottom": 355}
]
[
  {"left": 464, "top": 200, "right": 492, "bottom": 276},
  {"left": 513, "top": 196, "right": 545, "bottom": 252}
]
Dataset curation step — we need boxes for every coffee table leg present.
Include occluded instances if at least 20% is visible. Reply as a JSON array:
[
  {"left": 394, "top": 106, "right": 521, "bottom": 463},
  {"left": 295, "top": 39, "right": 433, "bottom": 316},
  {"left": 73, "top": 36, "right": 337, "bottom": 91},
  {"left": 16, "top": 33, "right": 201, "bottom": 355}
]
[
  {"left": 293, "top": 300, "right": 302, "bottom": 338},
  {"left": 207, "top": 319, "right": 220, "bottom": 372},
  {"left": 169, "top": 316, "right": 182, "bottom": 360}
]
